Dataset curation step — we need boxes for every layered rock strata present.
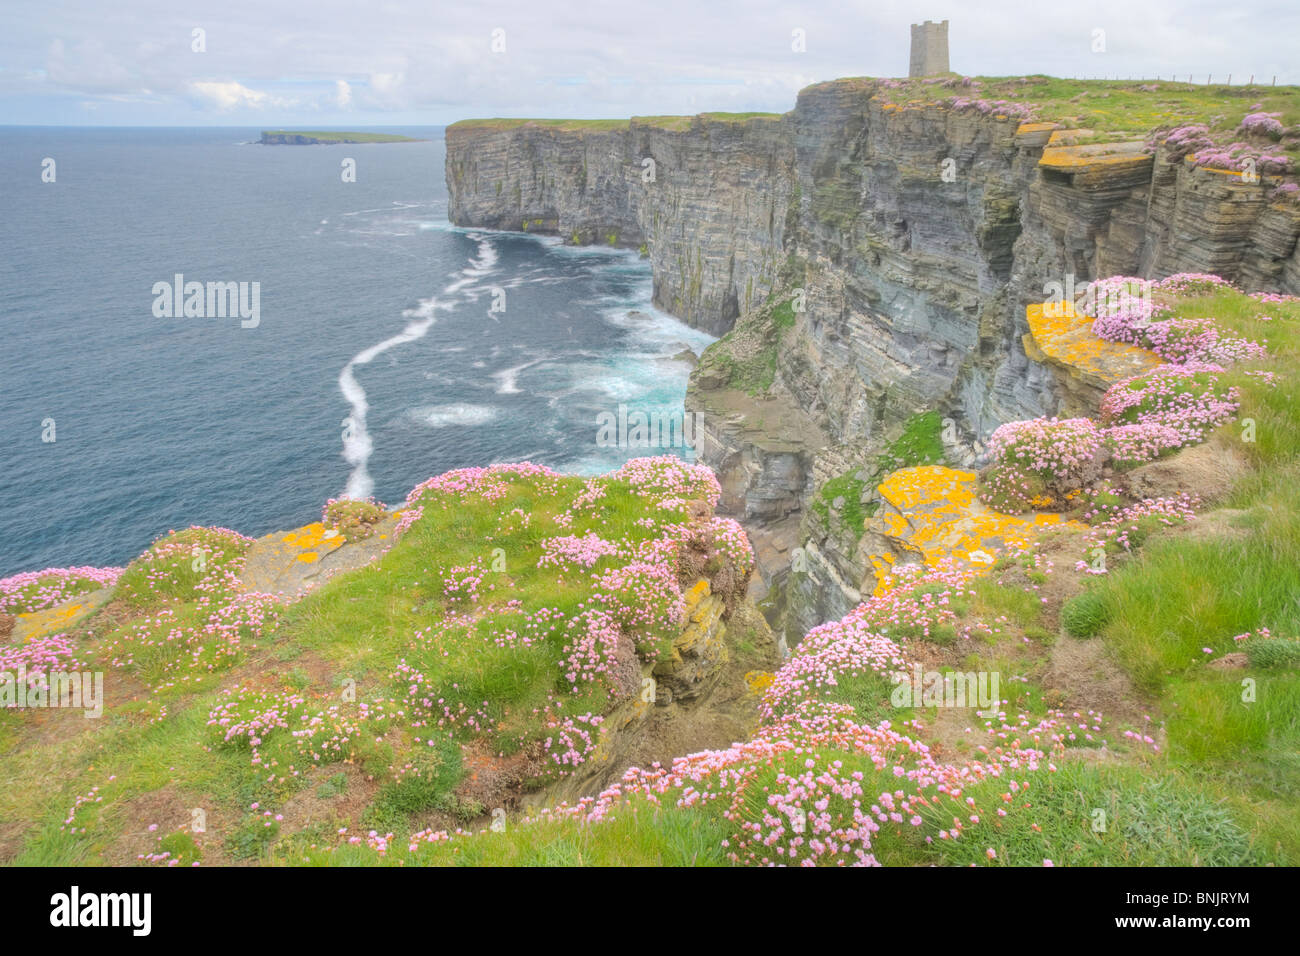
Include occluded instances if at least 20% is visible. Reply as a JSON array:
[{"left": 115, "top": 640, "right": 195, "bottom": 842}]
[{"left": 446, "top": 79, "right": 1300, "bottom": 641}]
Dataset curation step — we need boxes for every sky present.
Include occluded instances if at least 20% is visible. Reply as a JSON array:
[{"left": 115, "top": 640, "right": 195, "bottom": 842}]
[{"left": 2, "top": 0, "right": 1297, "bottom": 126}]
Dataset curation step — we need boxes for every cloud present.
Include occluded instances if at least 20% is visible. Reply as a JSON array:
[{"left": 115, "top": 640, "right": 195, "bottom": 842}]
[
  {"left": 188, "top": 80, "right": 284, "bottom": 110},
  {"left": 45, "top": 36, "right": 135, "bottom": 92},
  {"left": 2, "top": 0, "right": 1297, "bottom": 125}
]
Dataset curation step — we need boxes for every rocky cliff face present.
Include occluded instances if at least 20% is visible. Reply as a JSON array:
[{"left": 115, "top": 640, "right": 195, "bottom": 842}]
[
  {"left": 445, "top": 78, "right": 1300, "bottom": 643},
  {"left": 446, "top": 116, "right": 792, "bottom": 335}
]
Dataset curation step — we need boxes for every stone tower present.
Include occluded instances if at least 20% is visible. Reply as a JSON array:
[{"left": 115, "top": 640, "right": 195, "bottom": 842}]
[{"left": 908, "top": 20, "right": 949, "bottom": 77}]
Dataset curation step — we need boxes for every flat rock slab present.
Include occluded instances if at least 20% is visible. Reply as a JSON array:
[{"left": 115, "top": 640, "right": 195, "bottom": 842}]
[
  {"left": 1025, "top": 301, "right": 1161, "bottom": 391},
  {"left": 1039, "top": 134, "right": 1153, "bottom": 189},
  {"left": 239, "top": 515, "right": 402, "bottom": 600},
  {"left": 13, "top": 587, "right": 114, "bottom": 643},
  {"left": 866, "top": 465, "right": 1085, "bottom": 591},
  {"left": 1014, "top": 121, "right": 1060, "bottom": 148}
]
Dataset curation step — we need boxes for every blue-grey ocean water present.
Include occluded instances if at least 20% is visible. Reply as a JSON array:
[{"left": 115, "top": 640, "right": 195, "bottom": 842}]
[{"left": 0, "top": 127, "right": 712, "bottom": 574}]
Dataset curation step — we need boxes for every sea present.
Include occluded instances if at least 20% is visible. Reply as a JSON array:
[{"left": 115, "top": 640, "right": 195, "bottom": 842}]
[{"left": 0, "top": 126, "right": 713, "bottom": 574}]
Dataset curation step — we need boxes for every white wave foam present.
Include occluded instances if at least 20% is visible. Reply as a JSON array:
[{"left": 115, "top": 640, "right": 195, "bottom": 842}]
[
  {"left": 339, "top": 315, "right": 435, "bottom": 498},
  {"left": 338, "top": 238, "right": 498, "bottom": 498},
  {"left": 402, "top": 297, "right": 444, "bottom": 321},
  {"left": 491, "top": 357, "right": 547, "bottom": 395},
  {"left": 408, "top": 403, "right": 499, "bottom": 428}
]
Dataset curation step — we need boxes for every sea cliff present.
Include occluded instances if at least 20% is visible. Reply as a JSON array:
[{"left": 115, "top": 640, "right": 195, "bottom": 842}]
[{"left": 445, "top": 76, "right": 1300, "bottom": 640}]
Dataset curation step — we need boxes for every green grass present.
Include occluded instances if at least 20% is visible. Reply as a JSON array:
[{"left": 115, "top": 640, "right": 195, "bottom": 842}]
[
  {"left": 808, "top": 411, "right": 947, "bottom": 541},
  {"left": 694, "top": 294, "right": 797, "bottom": 396},
  {"left": 114, "top": 526, "right": 251, "bottom": 609},
  {"left": 698, "top": 112, "right": 782, "bottom": 122},
  {"left": 1061, "top": 287, "right": 1300, "bottom": 859},
  {"left": 274, "top": 473, "right": 690, "bottom": 761},
  {"left": 921, "top": 761, "right": 1260, "bottom": 867},
  {"left": 810, "top": 472, "right": 869, "bottom": 536},
  {"left": 8, "top": 280, "right": 1300, "bottom": 867},
  {"left": 869, "top": 74, "right": 1300, "bottom": 162},
  {"left": 1062, "top": 590, "right": 1110, "bottom": 638},
  {"left": 313, "top": 736, "right": 1268, "bottom": 868},
  {"left": 448, "top": 76, "right": 1300, "bottom": 182},
  {"left": 771, "top": 298, "right": 796, "bottom": 330},
  {"left": 281, "top": 800, "right": 734, "bottom": 867},
  {"left": 819, "top": 670, "right": 899, "bottom": 725},
  {"left": 972, "top": 573, "right": 1044, "bottom": 630},
  {"left": 448, "top": 113, "right": 781, "bottom": 134},
  {"left": 878, "top": 410, "right": 946, "bottom": 471},
  {"left": 2, "top": 461, "right": 754, "bottom": 864},
  {"left": 1245, "top": 638, "right": 1300, "bottom": 669}
]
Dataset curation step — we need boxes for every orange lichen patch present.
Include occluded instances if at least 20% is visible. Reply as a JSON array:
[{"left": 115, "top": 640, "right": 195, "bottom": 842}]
[
  {"left": 236, "top": 520, "right": 346, "bottom": 584},
  {"left": 880, "top": 466, "right": 976, "bottom": 511},
  {"left": 239, "top": 511, "right": 399, "bottom": 599},
  {"left": 11, "top": 586, "right": 113, "bottom": 643},
  {"left": 868, "top": 554, "right": 898, "bottom": 597},
  {"left": 1039, "top": 146, "right": 1150, "bottom": 170},
  {"left": 16, "top": 602, "right": 87, "bottom": 640},
  {"left": 280, "top": 522, "right": 338, "bottom": 550},
  {"left": 744, "top": 671, "right": 775, "bottom": 695},
  {"left": 683, "top": 578, "right": 711, "bottom": 614},
  {"left": 1024, "top": 301, "right": 1161, "bottom": 389},
  {"left": 873, "top": 466, "right": 1085, "bottom": 572}
]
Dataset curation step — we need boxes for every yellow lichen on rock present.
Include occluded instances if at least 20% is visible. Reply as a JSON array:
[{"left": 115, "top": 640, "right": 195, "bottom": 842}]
[
  {"left": 16, "top": 602, "right": 86, "bottom": 640},
  {"left": 280, "top": 522, "right": 340, "bottom": 551},
  {"left": 744, "top": 670, "right": 775, "bottom": 695},
  {"left": 1014, "top": 121, "right": 1059, "bottom": 148},
  {"left": 683, "top": 578, "right": 711, "bottom": 615},
  {"left": 870, "top": 465, "right": 1084, "bottom": 583},
  {"left": 1024, "top": 301, "right": 1161, "bottom": 391},
  {"left": 238, "top": 514, "right": 400, "bottom": 598},
  {"left": 11, "top": 586, "right": 113, "bottom": 643},
  {"left": 1037, "top": 135, "right": 1155, "bottom": 191}
]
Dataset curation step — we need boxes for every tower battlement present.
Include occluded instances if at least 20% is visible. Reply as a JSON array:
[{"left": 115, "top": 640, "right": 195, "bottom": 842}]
[{"left": 909, "top": 20, "right": 950, "bottom": 77}]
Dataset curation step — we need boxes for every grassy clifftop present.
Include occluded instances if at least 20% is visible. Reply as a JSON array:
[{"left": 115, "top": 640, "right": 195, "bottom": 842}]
[
  {"left": 447, "top": 112, "right": 782, "bottom": 134},
  {"left": 0, "top": 458, "right": 763, "bottom": 865},
  {"left": 3, "top": 278, "right": 1299, "bottom": 867},
  {"left": 451, "top": 75, "right": 1300, "bottom": 182},
  {"left": 820, "top": 73, "right": 1299, "bottom": 140}
]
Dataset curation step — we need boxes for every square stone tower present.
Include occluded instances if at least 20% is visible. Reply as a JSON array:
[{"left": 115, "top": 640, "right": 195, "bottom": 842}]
[{"left": 908, "top": 20, "right": 950, "bottom": 77}]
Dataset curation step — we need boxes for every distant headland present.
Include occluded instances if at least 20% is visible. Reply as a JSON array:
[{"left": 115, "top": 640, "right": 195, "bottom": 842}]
[{"left": 259, "top": 130, "right": 422, "bottom": 145}]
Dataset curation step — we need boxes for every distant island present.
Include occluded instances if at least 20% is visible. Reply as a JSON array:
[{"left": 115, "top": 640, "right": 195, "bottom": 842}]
[{"left": 259, "top": 130, "right": 422, "bottom": 145}]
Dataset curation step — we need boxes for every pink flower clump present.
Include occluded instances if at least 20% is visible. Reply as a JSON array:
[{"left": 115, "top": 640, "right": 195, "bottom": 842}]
[
  {"left": 1099, "top": 362, "right": 1240, "bottom": 446},
  {"left": 0, "top": 566, "right": 123, "bottom": 614}
]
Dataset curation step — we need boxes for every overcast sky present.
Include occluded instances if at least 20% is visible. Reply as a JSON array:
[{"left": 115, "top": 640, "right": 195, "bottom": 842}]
[{"left": 2, "top": 0, "right": 1297, "bottom": 126}]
